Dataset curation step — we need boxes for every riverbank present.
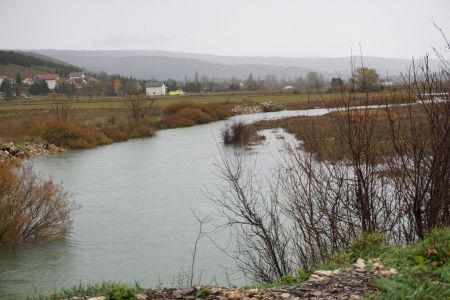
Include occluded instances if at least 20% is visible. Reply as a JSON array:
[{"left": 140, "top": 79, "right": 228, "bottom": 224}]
[
  {"left": 32, "top": 263, "right": 395, "bottom": 300},
  {"left": 32, "top": 228, "right": 450, "bottom": 299},
  {"left": 0, "top": 141, "right": 66, "bottom": 161},
  {"left": 0, "top": 91, "right": 409, "bottom": 149}
]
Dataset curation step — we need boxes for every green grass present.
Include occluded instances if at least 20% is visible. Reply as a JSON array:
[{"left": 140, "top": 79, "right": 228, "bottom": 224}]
[
  {"left": 318, "top": 228, "right": 450, "bottom": 299},
  {"left": 244, "top": 228, "right": 450, "bottom": 300},
  {"left": 27, "top": 281, "right": 143, "bottom": 300},
  {"left": 26, "top": 229, "right": 450, "bottom": 299},
  {"left": 0, "top": 90, "right": 403, "bottom": 113}
]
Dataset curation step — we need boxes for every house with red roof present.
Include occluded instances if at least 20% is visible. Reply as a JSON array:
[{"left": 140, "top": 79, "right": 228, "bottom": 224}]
[
  {"left": 22, "top": 77, "right": 34, "bottom": 85},
  {"left": 35, "top": 74, "right": 59, "bottom": 90},
  {"left": 0, "top": 75, "right": 16, "bottom": 86}
]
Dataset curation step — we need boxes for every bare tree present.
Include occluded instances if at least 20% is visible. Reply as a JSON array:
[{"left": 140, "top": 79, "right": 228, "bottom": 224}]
[
  {"left": 122, "top": 95, "right": 154, "bottom": 124},
  {"left": 211, "top": 30, "right": 450, "bottom": 283},
  {"left": 51, "top": 94, "right": 73, "bottom": 122},
  {"left": 385, "top": 55, "right": 450, "bottom": 239},
  {"left": 210, "top": 151, "right": 292, "bottom": 283}
]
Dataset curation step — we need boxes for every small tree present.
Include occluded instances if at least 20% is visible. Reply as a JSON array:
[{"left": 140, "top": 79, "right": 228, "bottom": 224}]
[
  {"left": 122, "top": 95, "right": 154, "bottom": 124},
  {"left": 331, "top": 77, "right": 343, "bottom": 89},
  {"left": 0, "top": 80, "right": 13, "bottom": 97},
  {"left": 15, "top": 73, "right": 22, "bottom": 97},
  {"left": 306, "top": 71, "right": 324, "bottom": 91},
  {"left": 113, "top": 79, "right": 122, "bottom": 96},
  {"left": 0, "top": 162, "right": 74, "bottom": 247},
  {"left": 353, "top": 67, "right": 379, "bottom": 92},
  {"left": 131, "top": 81, "right": 142, "bottom": 95},
  {"left": 29, "top": 80, "right": 50, "bottom": 95},
  {"left": 51, "top": 94, "right": 73, "bottom": 122},
  {"left": 244, "top": 73, "right": 257, "bottom": 90}
]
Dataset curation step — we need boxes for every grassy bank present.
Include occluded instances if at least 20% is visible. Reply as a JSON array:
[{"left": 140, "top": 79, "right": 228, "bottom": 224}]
[
  {"left": 0, "top": 100, "right": 232, "bottom": 150},
  {"left": 236, "top": 104, "right": 432, "bottom": 161},
  {"left": 251, "top": 228, "right": 450, "bottom": 299},
  {"left": 0, "top": 91, "right": 409, "bottom": 150},
  {"left": 30, "top": 228, "right": 450, "bottom": 299}
]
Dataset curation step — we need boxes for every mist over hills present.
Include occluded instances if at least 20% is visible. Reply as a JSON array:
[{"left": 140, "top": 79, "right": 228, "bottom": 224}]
[{"left": 29, "top": 49, "right": 436, "bottom": 81}]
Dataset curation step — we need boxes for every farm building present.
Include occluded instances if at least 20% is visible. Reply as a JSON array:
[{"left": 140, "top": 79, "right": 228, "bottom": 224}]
[
  {"left": 35, "top": 74, "right": 59, "bottom": 90},
  {"left": 146, "top": 82, "right": 166, "bottom": 96},
  {"left": 0, "top": 75, "right": 16, "bottom": 86},
  {"left": 22, "top": 77, "right": 34, "bottom": 85}
]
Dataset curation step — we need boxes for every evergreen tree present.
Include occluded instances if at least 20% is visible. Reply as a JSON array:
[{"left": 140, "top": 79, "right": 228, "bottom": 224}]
[
  {"left": 0, "top": 80, "right": 13, "bottom": 97},
  {"left": 29, "top": 80, "right": 50, "bottom": 95},
  {"left": 245, "top": 73, "right": 257, "bottom": 90},
  {"left": 15, "top": 73, "right": 22, "bottom": 97}
]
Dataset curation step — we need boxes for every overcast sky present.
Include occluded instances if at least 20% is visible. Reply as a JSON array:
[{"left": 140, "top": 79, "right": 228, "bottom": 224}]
[{"left": 0, "top": 0, "right": 449, "bottom": 58}]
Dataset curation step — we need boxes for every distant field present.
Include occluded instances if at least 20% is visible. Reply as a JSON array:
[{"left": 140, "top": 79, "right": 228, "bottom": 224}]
[
  {"left": 0, "top": 90, "right": 408, "bottom": 144},
  {"left": 0, "top": 90, "right": 401, "bottom": 113}
]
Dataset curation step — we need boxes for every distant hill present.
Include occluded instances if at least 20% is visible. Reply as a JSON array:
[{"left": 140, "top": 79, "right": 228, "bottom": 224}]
[
  {"left": 0, "top": 50, "right": 82, "bottom": 78},
  {"left": 29, "top": 50, "right": 319, "bottom": 81},
  {"left": 32, "top": 49, "right": 439, "bottom": 81}
]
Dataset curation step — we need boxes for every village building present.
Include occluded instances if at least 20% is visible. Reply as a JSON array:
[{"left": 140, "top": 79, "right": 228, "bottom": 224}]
[
  {"left": 22, "top": 77, "right": 34, "bottom": 85},
  {"left": 68, "top": 72, "right": 87, "bottom": 88},
  {"left": 145, "top": 82, "right": 166, "bottom": 96},
  {"left": 0, "top": 75, "right": 16, "bottom": 87},
  {"left": 35, "top": 74, "right": 59, "bottom": 90},
  {"left": 69, "top": 72, "right": 86, "bottom": 81}
]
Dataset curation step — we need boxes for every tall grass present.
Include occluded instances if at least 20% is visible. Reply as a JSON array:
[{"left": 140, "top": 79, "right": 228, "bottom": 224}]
[
  {"left": 32, "top": 120, "right": 113, "bottom": 149},
  {"left": 160, "top": 102, "right": 231, "bottom": 128},
  {"left": 221, "top": 121, "right": 249, "bottom": 144}
]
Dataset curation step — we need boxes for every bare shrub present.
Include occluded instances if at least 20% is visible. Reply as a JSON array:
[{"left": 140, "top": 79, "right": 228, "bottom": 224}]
[
  {"left": 385, "top": 55, "right": 450, "bottom": 239},
  {"left": 123, "top": 95, "right": 154, "bottom": 124},
  {"left": 51, "top": 94, "right": 73, "bottom": 122},
  {"left": 210, "top": 152, "right": 291, "bottom": 283},
  {"left": 212, "top": 40, "right": 450, "bottom": 282},
  {"left": 35, "top": 120, "right": 112, "bottom": 149},
  {"left": 0, "top": 162, "right": 73, "bottom": 247},
  {"left": 161, "top": 102, "right": 231, "bottom": 128},
  {"left": 221, "top": 121, "right": 249, "bottom": 144}
]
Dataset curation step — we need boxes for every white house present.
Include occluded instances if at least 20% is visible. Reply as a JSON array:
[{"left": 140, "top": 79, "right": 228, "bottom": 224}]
[
  {"left": 68, "top": 72, "right": 87, "bottom": 88},
  {"left": 0, "top": 75, "right": 16, "bottom": 86},
  {"left": 69, "top": 72, "right": 86, "bottom": 81},
  {"left": 35, "top": 74, "right": 59, "bottom": 90},
  {"left": 145, "top": 82, "right": 166, "bottom": 96}
]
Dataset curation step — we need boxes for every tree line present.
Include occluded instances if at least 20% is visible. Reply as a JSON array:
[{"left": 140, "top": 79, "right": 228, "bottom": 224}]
[{"left": 1, "top": 49, "right": 385, "bottom": 98}]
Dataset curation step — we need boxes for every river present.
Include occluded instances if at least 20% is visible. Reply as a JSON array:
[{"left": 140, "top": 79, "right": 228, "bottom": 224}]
[{"left": 0, "top": 108, "right": 329, "bottom": 299}]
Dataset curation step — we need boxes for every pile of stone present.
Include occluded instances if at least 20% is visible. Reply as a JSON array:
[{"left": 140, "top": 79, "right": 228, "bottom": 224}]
[
  {"left": 232, "top": 105, "right": 264, "bottom": 115},
  {"left": 288, "top": 259, "right": 397, "bottom": 299},
  {"left": 0, "top": 142, "right": 66, "bottom": 161},
  {"left": 232, "top": 101, "right": 285, "bottom": 115},
  {"left": 260, "top": 101, "right": 285, "bottom": 112}
]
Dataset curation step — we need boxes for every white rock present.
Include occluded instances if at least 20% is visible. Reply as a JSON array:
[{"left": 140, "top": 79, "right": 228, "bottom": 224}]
[
  {"left": 354, "top": 258, "right": 366, "bottom": 269},
  {"left": 136, "top": 293, "right": 147, "bottom": 300},
  {"left": 332, "top": 269, "right": 342, "bottom": 275},
  {"left": 373, "top": 262, "right": 383, "bottom": 269},
  {"left": 314, "top": 270, "right": 334, "bottom": 276}
]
